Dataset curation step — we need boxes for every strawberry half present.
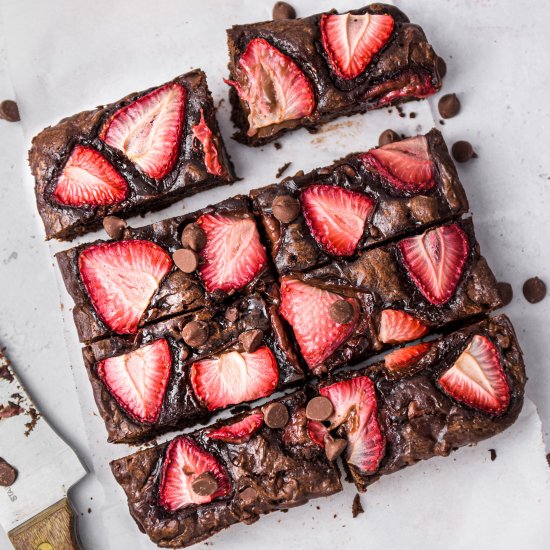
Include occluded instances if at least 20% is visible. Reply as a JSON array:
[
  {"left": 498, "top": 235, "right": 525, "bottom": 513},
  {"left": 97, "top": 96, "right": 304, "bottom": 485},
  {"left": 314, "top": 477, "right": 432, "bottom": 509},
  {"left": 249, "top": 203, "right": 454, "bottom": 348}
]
[
  {"left": 320, "top": 376, "right": 385, "bottom": 473},
  {"left": 196, "top": 213, "right": 267, "bottom": 293},
  {"left": 78, "top": 240, "right": 172, "bottom": 334},
  {"left": 207, "top": 412, "right": 264, "bottom": 443},
  {"left": 279, "top": 278, "right": 359, "bottom": 368},
  {"left": 300, "top": 185, "right": 375, "bottom": 256},
  {"left": 97, "top": 339, "right": 171, "bottom": 423},
  {"left": 439, "top": 335, "right": 510, "bottom": 415},
  {"left": 100, "top": 82, "right": 186, "bottom": 180},
  {"left": 378, "top": 309, "right": 428, "bottom": 344},
  {"left": 362, "top": 136, "right": 436, "bottom": 194},
  {"left": 53, "top": 145, "right": 128, "bottom": 207},
  {"left": 398, "top": 224, "right": 469, "bottom": 305},
  {"left": 159, "top": 436, "right": 231, "bottom": 512},
  {"left": 321, "top": 12, "right": 394, "bottom": 80},
  {"left": 225, "top": 38, "right": 315, "bottom": 136},
  {"left": 190, "top": 347, "right": 278, "bottom": 411},
  {"left": 192, "top": 109, "right": 224, "bottom": 176},
  {"left": 307, "top": 420, "right": 329, "bottom": 447},
  {"left": 384, "top": 342, "right": 432, "bottom": 373}
]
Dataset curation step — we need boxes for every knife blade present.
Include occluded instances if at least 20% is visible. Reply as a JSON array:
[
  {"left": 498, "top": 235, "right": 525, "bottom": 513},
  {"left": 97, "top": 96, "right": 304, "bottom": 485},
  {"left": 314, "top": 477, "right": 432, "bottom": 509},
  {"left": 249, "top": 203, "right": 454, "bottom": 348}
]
[{"left": 0, "top": 349, "right": 86, "bottom": 549}]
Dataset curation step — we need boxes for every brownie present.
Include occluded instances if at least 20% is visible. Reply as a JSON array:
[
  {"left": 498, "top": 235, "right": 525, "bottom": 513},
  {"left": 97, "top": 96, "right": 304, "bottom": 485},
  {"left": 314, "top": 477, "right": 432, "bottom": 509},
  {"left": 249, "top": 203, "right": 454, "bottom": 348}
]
[
  {"left": 110, "top": 391, "right": 342, "bottom": 548},
  {"left": 83, "top": 288, "right": 303, "bottom": 443},
  {"left": 251, "top": 129, "right": 468, "bottom": 274},
  {"left": 56, "top": 196, "right": 272, "bottom": 343},
  {"left": 30, "top": 70, "right": 236, "bottom": 240},
  {"left": 226, "top": 4, "right": 442, "bottom": 146}
]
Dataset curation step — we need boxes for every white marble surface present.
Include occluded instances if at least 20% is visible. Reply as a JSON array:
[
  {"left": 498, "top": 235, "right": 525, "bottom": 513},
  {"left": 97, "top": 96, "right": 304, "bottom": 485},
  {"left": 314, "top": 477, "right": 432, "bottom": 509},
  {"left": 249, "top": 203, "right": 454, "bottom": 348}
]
[{"left": 0, "top": 0, "right": 549, "bottom": 548}]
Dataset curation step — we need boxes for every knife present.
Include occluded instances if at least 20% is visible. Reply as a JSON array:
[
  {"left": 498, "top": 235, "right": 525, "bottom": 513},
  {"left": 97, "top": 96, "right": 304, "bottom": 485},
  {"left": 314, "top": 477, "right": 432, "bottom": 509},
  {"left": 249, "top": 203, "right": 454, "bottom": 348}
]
[{"left": 0, "top": 349, "right": 86, "bottom": 550}]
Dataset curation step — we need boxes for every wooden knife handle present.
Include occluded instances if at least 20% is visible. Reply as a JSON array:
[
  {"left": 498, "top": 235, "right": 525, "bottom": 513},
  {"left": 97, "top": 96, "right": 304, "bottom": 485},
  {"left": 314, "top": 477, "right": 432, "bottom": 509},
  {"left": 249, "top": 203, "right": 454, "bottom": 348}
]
[{"left": 8, "top": 497, "right": 80, "bottom": 550}]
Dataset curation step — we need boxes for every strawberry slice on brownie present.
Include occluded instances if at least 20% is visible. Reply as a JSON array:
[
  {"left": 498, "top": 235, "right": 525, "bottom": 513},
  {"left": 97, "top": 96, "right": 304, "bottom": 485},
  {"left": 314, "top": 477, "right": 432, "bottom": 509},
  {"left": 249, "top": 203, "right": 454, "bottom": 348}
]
[
  {"left": 207, "top": 412, "right": 264, "bottom": 444},
  {"left": 384, "top": 342, "right": 432, "bottom": 373},
  {"left": 378, "top": 309, "right": 428, "bottom": 345},
  {"left": 192, "top": 109, "right": 225, "bottom": 176}
]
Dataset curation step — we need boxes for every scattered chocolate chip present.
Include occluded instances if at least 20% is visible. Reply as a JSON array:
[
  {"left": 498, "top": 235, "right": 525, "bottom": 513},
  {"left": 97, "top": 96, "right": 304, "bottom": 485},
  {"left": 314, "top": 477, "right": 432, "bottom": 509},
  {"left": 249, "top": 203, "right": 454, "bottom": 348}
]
[
  {"left": 0, "top": 458, "right": 17, "bottom": 486},
  {"left": 324, "top": 434, "right": 347, "bottom": 461},
  {"left": 352, "top": 494, "right": 364, "bottom": 518},
  {"left": 274, "top": 142, "right": 282, "bottom": 150},
  {"left": 436, "top": 56, "right": 447, "bottom": 78},
  {"left": 181, "top": 320, "right": 209, "bottom": 347},
  {"left": 262, "top": 402, "right": 289, "bottom": 429},
  {"left": 276, "top": 162, "right": 292, "bottom": 178},
  {"left": 378, "top": 129, "right": 401, "bottom": 147},
  {"left": 0, "top": 100, "right": 20, "bottom": 122},
  {"left": 191, "top": 472, "right": 218, "bottom": 497},
  {"left": 272, "top": 1, "right": 296, "bottom": 19},
  {"left": 489, "top": 449, "right": 497, "bottom": 461},
  {"left": 239, "top": 329, "right": 264, "bottom": 353},
  {"left": 329, "top": 299, "right": 354, "bottom": 324},
  {"left": 306, "top": 396, "right": 334, "bottom": 422},
  {"left": 239, "top": 487, "right": 257, "bottom": 503},
  {"left": 272, "top": 195, "right": 300, "bottom": 224},
  {"left": 102, "top": 215, "right": 127, "bottom": 239},
  {"left": 409, "top": 112, "right": 416, "bottom": 119},
  {"left": 523, "top": 277, "right": 546, "bottom": 304},
  {"left": 173, "top": 248, "right": 199, "bottom": 273},
  {"left": 225, "top": 306, "right": 239, "bottom": 322},
  {"left": 438, "top": 93, "right": 461, "bottom": 119},
  {"left": 497, "top": 282, "right": 513, "bottom": 306},
  {"left": 451, "top": 140, "right": 476, "bottom": 163},
  {"left": 181, "top": 223, "right": 207, "bottom": 251}
]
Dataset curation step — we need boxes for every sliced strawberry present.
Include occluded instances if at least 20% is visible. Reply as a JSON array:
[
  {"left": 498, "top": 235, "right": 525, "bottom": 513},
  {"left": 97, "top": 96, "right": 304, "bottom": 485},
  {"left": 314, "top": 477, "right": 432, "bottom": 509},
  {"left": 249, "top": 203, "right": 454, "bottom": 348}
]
[
  {"left": 384, "top": 342, "right": 432, "bottom": 372},
  {"left": 100, "top": 82, "right": 186, "bottom": 180},
  {"left": 378, "top": 309, "right": 428, "bottom": 345},
  {"left": 78, "top": 240, "right": 172, "bottom": 334},
  {"left": 300, "top": 185, "right": 375, "bottom": 256},
  {"left": 192, "top": 109, "right": 224, "bottom": 176},
  {"left": 190, "top": 347, "right": 278, "bottom": 411},
  {"left": 371, "top": 71, "right": 438, "bottom": 106},
  {"left": 159, "top": 436, "right": 231, "bottom": 511},
  {"left": 362, "top": 136, "right": 436, "bottom": 194},
  {"left": 207, "top": 412, "right": 264, "bottom": 443},
  {"left": 225, "top": 38, "right": 315, "bottom": 136},
  {"left": 279, "top": 278, "right": 359, "bottom": 368},
  {"left": 321, "top": 12, "right": 394, "bottom": 80},
  {"left": 307, "top": 420, "right": 328, "bottom": 447},
  {"left": 399, "top": 224, "right": 469, "bottom": 305},
  {"left": 97, "top": 339, "right": 171, "bottom": 423},
  {"left": 439, "top": 335, "right": 510, "bottom": 415},
  {"left": 53, "top": 145, "right": 128, "bottom": 207},
  {"left": 320, "top": 376, "right": 385, "bottom": 473},
  {"left": 196, "top": 213, "right": 267, "bottom": 293}
]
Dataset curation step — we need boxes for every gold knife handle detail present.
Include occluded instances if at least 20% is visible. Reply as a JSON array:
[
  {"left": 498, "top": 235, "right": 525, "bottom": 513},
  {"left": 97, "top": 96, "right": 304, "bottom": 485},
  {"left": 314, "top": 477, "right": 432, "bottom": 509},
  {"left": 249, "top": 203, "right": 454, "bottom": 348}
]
[{"left": 8, "top": 497, "right": 80, "bottom": 550}]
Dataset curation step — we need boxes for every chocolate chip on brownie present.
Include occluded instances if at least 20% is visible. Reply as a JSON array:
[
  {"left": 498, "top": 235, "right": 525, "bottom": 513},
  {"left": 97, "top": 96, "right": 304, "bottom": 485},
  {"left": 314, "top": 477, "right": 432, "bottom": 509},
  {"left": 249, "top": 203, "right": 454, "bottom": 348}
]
[
  {"left": 191, "top": 472, "right": 218, "bottom": 497},
  {"left": 103, "top": 216, "right": 127, "bottom": 239},
  {"left": 329, "top": 300, "right": 354, "bottom": 324},
  {"left": 306, "top": 396, "right": 333, "bottom": 421},
  {"left": 173, "top": 249, "right": 199, "bottom": 273},
  {"left": 239, "top": 329, "right": 264, "bottom": 353},
  {"left": 262, "top": 402, "right": 289, "bottom": 428},
  {"left": 497, "top": 282, "right": 513, "bottom": 306},
  {"left": 272, "top": 195, "right": 300, "bottom": 224},
  {"left": 181, "top": 223, "right": 207, "bottom": 251},
  {"left": 182, "top": 320, "right": 209, "bottom": 347}
]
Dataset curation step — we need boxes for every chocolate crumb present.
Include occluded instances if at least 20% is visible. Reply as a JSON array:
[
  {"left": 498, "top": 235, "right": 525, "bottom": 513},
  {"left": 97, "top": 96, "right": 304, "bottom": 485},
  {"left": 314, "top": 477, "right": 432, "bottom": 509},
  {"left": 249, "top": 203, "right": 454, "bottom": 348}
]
[
  {"left": 0, "top": 457, "right": 17, "bottom": 486},
  {"left": 225, "top": 307, "right": 239, "bottom": 322},
  {"left": 24, "top": 407, "right": 41, "bottom": 437},
  {"left": 489, "top": 449, "right": 497, "bottom": 461},
  {"left": 103, "top": 216, "right": 127, "bottom": 240},
  {"left": 88, "top": 508, "right": 92, "bottom": 514},
  {"left": 272, "top": 2, "right": 296, "bottom": 20},
  {"left": 451, "top": 140, "right": 476, "bottom": 163},
  {"left": 438, "top": 93, "right": 461, "bottom": 119},
  {"left": 352, "top": 494, "right": 364, "bottom": 518},
  {"left": 523, "top": 277, "right": 546, "bottom": 303},
  {"left": 497, "top": 282, "right": 513, "bottom": 306},
  {"left": 378, "top": 129, "right": 401, "bottom": 146},
  {"left": 0, "top": 100, "right": 20, "bottom": 122},
  {"left": 546, "top": 453, "right": 550, "bottom": 467},
  {"left": 276, "top": 162, "right": 292, "bottom": 178},
  {"left": 274, "top": 142, "right": 282, "bottom": 150},
  {"left": 0, "top": 401, "right": 23, "bottom": 420},
  {"left": 409, "top": 112, "right": 416, "bottom": 119},
  {"left": 0, "top": 363, "right": 13, "bottom": 383}
]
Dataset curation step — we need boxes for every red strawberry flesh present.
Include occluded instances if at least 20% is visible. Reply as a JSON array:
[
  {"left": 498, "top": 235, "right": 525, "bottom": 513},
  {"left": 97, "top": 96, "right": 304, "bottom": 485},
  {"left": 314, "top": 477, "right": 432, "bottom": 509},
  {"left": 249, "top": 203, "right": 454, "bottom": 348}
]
[
  {"left": 373, "top": 71, "right": 438, "bottom": 106},
  {"left": 307, "top": 420, "right": 328, "bottom": 447},
  {"left": 192, "top": 109, "right": 224, "bottom": 176},
  {"left": 384, "top": 342, "right": 432, "bottom": 372},
  {"left": 378, "top": 309, "right": 428, "bottom": 344},
  {"left": 97, "top": 339, "right": 171, "bottom": 423},
  {"left": 78, "top": 240, "right": 172, "bottom": 334},
  {"left": 53, "top": 145, "right": 128, "bottom": 207},
  {"left": 207, "top": 412, "right": 264, "bottom": 443},
  {"left": 301, "top": 185, "right": 375, "bottom": 256}
]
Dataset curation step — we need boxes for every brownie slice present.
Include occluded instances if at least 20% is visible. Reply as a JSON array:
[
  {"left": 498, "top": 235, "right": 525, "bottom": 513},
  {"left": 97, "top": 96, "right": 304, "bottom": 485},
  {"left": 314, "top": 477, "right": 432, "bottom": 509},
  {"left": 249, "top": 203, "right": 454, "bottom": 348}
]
[
  {"left": 226, "top": 4, "right": 442, "bottom": 146},
  {"left": 56, "top": 196, "right": 272, "bottom": 343},
  {"left": 279, "top": 218, "right": 502, "bottom": 375},
  {"left": 110, "top": 391, "right": 342, "bottom": 548},
  {"left": 83, "top": 288, "right": 303, "bottom": 443},
  {"left": 30, "top": 69, "right": 236, "bottom": 240},
  {"left": 251, "top": 129, "right": 468, "bottom": 274},
  {"left": 314, "top": 314, "right": 525, "bottom": 491}
]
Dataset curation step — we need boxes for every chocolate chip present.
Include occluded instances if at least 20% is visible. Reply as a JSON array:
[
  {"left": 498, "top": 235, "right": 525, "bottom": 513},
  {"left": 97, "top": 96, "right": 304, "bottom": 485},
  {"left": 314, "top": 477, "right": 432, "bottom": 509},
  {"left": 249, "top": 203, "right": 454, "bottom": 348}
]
[
  {"left": 438, "top": 93, "right": 461, "bottom": 119},
  {"left": 305, "top": 396, "right": 334, "bottom": 421},
  {"left": 103, "top": 215, "right": 127, "bottom": 239},
  {"left": 181, "top": 223, "right": 207, "bottom": 252},
  {"left": 329, "top": 299, "right": 354, "bottom": 324},
  {"left": 173, "top": 248, "right": 199, "bottom": 273},
  {"left": 182, "top": 320, "right": 209, "bottom": 347},
  {"left": 191, "top": 472, "right": 218, "bottom": 497},
  {"left": 352, "top": 494, "right": 364, "bottom": 518},
  {"left": 272, "top": 1, "right": 296, "bottom": 19},
  {"left": 497, "top": 282, "right": 513, "bottom": 306},
  {"left": 262, "top": 402, "right": 289, "bottom": 428},
  {"left": 378, "top": 129, "right": 401, "bottom": 147},
  {"left": 523, "top": 277, "right": 546, "bottom": 304},
  {"left": 239, "top": 487, "right": 257, "bottom": 503},
  {"left": 225, "top": 306, "right": 239, "bottom": 322},
  {"left": 324, "top": 434, "right": 347, "bottom": 461},
  {"left": 436, "top": 56, "right": 447, "bottom": 78},
  {"left": 0, "top": 457, "right": 17, "bottom": 486},
  {"left": 451, "top": 140, "right": 476, "bottom": 163},
  {"left": 0, "top": 100, "right": 20, "bottom": 122},
  {"left": 272, "top": 195, "right": 300, "bottom": 224},
  {"left": 239, "top": 329, "right": 264, "bottom": 353}
]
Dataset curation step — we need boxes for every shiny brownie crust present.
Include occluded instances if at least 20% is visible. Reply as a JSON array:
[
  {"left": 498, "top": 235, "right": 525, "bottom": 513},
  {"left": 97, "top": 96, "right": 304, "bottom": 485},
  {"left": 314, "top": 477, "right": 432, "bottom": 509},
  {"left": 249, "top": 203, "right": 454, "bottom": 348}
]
[
  {"left": 30, "top": 70, "right": 236, "bottom": 240},
  {"left": 227, "top": 4, "right": 442, "bottom": 145},
  {"left": 251, "top": 129, "right": 468, "bottom": 274},
  {"left": 110, "top": 391, "right": 342, "bottom": 548}
]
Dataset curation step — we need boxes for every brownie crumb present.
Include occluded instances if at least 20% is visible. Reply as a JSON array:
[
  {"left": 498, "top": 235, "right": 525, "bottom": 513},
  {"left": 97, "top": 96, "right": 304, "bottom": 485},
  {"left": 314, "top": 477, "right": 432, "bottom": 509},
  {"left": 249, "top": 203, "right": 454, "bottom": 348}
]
[
  {"left": 274, "top": 142, "right": 282, "bottom": 150},
  {"left": 24, "top": 406, "right": 41, "bottom": 437},
  {"left": 352, "top": 494, "right": 364, "bottom": 518},
  {"left": 546, "top": 453, "right": 550, "bottom": 467},
  {"left": 0, "top": 401, "right": 23, "bottom": 420},
  {"left": 88, "top": 508, "right": 92, "bottom": 514},
  {"left": 523, "top": 277, "right": 546, "bottom": 304},
  {"left": 497, "top": 282, "right": 513, "bottom": 306},
  {"left": 276, "top": 162, "right": 292, "bottom": 178},
  {"left": 0, "top": 362, "right": 13, "bottom": 383},
  {"left": 489, "top": 449, "right": 497, "bottom": 461}
]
